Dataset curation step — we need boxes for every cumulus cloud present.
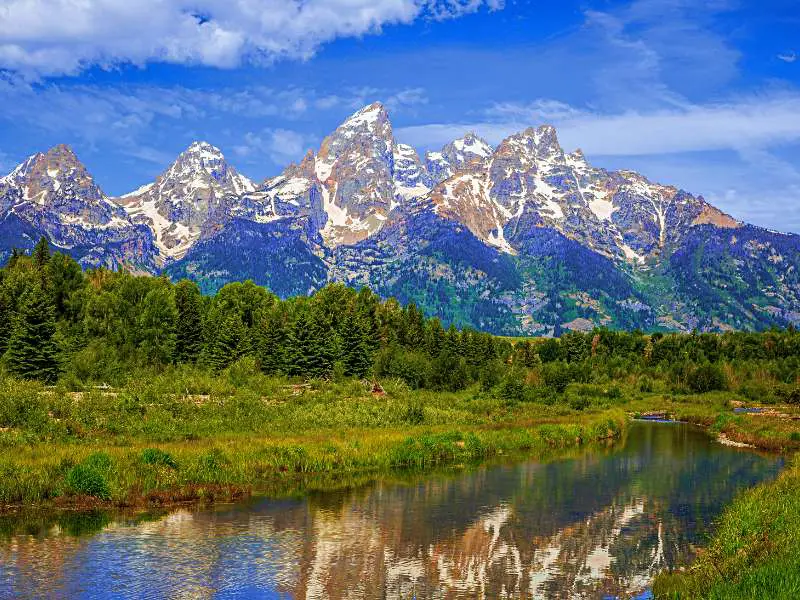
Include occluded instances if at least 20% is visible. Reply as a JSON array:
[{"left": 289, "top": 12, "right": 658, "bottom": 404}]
[
  {"left": 0, "top": 0, "right": 503, "bottom": 77},
  {"left": 778, "top": 52, "right": 797, "bottom": 63}
]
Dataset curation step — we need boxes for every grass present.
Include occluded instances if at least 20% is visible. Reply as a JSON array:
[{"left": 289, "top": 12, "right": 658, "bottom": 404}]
[
  {"left": 4, "top": 365, "right": 800, "bottom": 599},
  {"left": 653, "top": 455, "right": 800, "bottom": 599},
  {"left": 0, "top": 367, "right": 627, "bottom": 509}
]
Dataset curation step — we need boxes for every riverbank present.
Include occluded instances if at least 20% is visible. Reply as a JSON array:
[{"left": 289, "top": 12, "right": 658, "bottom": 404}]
[
  {"left": 5, "top": 374, "right": 800, "bottom": 599},
  {"left": 637, "top": 395, "right": 800, "bottom": 599},
  {"left": 652, "top": 453, "right": 800, "bottom": 599},
  {"left": 0, "top": 374, "right": 627, "bottom": 511}
]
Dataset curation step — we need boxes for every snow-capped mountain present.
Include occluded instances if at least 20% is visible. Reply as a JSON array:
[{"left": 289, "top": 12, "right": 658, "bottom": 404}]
[
  {"left": 116, "top": 141, "right": 255, "bottom": 262},
  {"left": 425, "top": 132, "right": 494, "bottom": 183},
  {"left": 0, "top": 144, "right": 156, "bottom": 270},
  {"left": 2, "top": 102, "right": 798, "bottom": 334}
]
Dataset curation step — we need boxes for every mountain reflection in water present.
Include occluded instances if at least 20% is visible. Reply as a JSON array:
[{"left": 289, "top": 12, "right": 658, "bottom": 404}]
[{"left": 0, "top": 423, "right": 784, "bottom": 599}]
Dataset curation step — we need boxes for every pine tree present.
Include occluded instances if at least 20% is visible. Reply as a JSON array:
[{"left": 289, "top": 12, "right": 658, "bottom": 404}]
[
  {"left": 47, "top": 252, "right": 84, "bottom": 319},
  {"left": 33, "top": 237, "right": 50, "bottom": 270},
  {"left": 138, "top": 286, "right": 177, "bottom": 365},
  {"left": 7, "top": 248, "right": 20, "bottom": 268},
  {"left": 5, "top": 282, "right": 59, "bottom": 382},
  {"left": 175, "top": 280, "right": 204, "bottom": 363},
  {"left": 204, "top": 313, "right": 247, "bottom": 371},
  {"left": 0, "top": 286, "right": 12, "bottom": 355},
  {"left": 425, "top": 318, "right": 445, "bottom": 357},
  {"left": 258, "top": 306, "right": 288, "bottom": 375},
  {"left": 403, "top": 303, "right": 426, "bottom": 349},
  {"left": 287, "top": 309, "right": 334, "bottom": 378},
  {"left": 341, "top": 311, "right": 373, "bottom": 378}
]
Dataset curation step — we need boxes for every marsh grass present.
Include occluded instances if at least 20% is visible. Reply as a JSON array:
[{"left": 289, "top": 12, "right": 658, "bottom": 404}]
[
  {"left": 653, "top": 455, "right": 800, "bottom": 599},
  {"left": 0, "top": 367, "right": 632, "bottom": 508}
]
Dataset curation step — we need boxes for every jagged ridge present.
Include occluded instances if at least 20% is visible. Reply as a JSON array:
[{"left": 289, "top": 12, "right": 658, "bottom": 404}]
[{"left": 1, "top": 102, "right": 797, "bottom": 334}]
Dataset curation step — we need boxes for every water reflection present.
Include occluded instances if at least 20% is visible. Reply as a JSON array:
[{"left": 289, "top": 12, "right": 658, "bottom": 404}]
[{"left": 0, "top": 423, "right": 784, "bottom": 599}]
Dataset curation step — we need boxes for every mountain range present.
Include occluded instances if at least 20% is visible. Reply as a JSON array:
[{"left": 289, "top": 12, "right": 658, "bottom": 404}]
[{"left": 2, "top": 102, "right": 799, "bottom": 335}]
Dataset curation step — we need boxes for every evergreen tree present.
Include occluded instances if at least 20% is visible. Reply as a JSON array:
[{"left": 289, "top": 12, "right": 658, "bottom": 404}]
[
  {"left": 257, "top": 306, "right": 288, "bottom": 375},
  {"left": 175, "top": 280, "right": 204, "bottom": 363},
  {"left": 5, "top": 282, "right": 59, "bottom": 382},
  {"left": 403, "top": 303, "right": 426, "bottom": 349},
  {"left": 425, "top": 318, "right": 445, "bottom": 356},
  {"left": 287, "top": 308, "right": 334, "bottom": 378},
  {"left": 7, "top": 248, "right": 20, "bottom": 268},
  {"left": 204, "top": 313, "right": 247, "bottom": 371},
  {"left": 47, "top": 252, "right": 85, "bottom": 319},
  {"left": 138, "top": 286, "right": 177, "bottom": 365},
  {"left": 33, "top": 237, "right": 50, "bottom": 270},
  {"left": 0, "top": 286, "right": 12, "bottom": 355},
  {"left": 341, "top": 311, "right": 373, "bottom": 377}
]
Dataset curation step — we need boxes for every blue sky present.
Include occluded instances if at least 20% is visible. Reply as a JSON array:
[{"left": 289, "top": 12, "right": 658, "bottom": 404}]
[{"left": 0, "top": 0, "right": 798, "bottom": 231}]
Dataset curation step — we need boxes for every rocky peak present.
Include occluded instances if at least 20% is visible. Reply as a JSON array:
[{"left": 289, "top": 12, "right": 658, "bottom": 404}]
[
  {"left": 425, "top": 132, "right": 494, "bottom": 183},
  {"left": 116, "top": 141, "right": 255, "bottom": 262},
  {"left": 313, "top": 102, "right": 396, "bottom": 247},
  {"left": 392, "top": 143, "right": 432, "bottom": 203},
  {"left": 4, "top": 145, "right": 106, "bottom": 205}
]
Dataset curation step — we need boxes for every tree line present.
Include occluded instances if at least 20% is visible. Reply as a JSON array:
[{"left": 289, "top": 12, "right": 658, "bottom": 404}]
[{"left": 1, "top": 239, "right": 798, "bottom": 400}]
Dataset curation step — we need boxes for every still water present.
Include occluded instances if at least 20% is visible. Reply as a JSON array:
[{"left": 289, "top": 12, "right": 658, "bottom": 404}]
[{"left": 0, "top": 423, "right": 784, "bottom": 599}]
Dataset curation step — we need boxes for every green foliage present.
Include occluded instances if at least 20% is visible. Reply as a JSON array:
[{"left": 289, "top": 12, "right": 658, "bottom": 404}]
[
  {"left": 5, "top": 281, "right": 59, "bottom": 382},
  {"left": 541, "top": 361, "right": 574, "bottom": 394},
  {"left": 140, "top": 448, "right": 177, "bottom": 469},
  {"left": 66, "top": 453, "right": 113, "bottom": 499},
  {"left": 687, "top": 363, "right": 728, "bottom": 393},
  {"left": 174, "top": 279, "right": 204, "bottom": 363}
]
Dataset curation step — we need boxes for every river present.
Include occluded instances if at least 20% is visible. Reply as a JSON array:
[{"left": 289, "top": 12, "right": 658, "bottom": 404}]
[{"left": 0, "top": 422, "right": 785, "bottom": 599}]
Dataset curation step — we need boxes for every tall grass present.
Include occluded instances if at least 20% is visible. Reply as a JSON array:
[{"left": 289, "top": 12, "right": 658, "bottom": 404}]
[{"left": 653, "top": 455, "right": 800, "bottom": 599}]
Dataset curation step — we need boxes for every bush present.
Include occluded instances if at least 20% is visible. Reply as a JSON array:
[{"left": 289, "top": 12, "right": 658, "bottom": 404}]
[
  {"left": 569, "top": 396, "right": 590, "bottom": 411},
  {"left": 374, "top": 347, "right": 431, "bottom": 389},
  {"left": 687, "top": 363, "right": 727, "bottom": 393},
  {"left": 140, "top": 448, "right": 178, "bottom": 469},
  {"left": 428, "top": 352, "right": 469, "bottom": 392},
  {"left": 65, "top": 453, "right": 113, "bottom": 499},
  {"left": 478, "top": 360, "right": 505, "bottom": 392},
  {"left": 497, "top": 369, "right": 529, "bottom": 402},
  {"left": 0, "top": 379, "right": 50, "bottom": 431},
  {"left": 784, "top": 388, "right": 800, "bottom": 405},
  {"left": 541, "top": 362, "right": 574, "bottom": 394},
  {"left": 403, "top": 403, "right": 425, "bottom": 425}
]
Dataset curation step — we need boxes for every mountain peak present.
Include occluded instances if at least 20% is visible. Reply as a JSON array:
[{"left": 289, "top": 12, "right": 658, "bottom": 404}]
[
  {"left": 44, "top": 143, "right": 78, "bottom": 160},
  {"left": 180, "top": 141, "right": 225, "bottom": 162},
  {"left": 341, "top": 102, "right": 390, "bottom": 130}
]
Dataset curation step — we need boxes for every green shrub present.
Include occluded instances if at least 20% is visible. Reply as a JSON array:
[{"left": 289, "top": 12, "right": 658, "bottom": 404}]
[
  {"left": 569, "top": 396, "right": 590, "bottom": 411},
  {"left": 784, "top": 388, "right": 800, "bottom": 405},
  {"left": 687, "top": 363, "right": 727, "bottom": 393},
  {"left": 403, "top": 403, "right": 425, "bottom": 425},
  {"left": 541, "top": 362, "right": 573, "bottom": 394},
  {"left": 140, "top": 448, "right": 177, "bottom": 469},
  {"left": 497, "top": 369, "right": 529, "bottom": 402},
  {"left": 66, "top": 460, "right": 110, "bottom": 499}
]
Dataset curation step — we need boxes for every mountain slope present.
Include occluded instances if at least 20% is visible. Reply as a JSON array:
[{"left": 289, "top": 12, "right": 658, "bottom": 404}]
[
  {"left": 0, "top": 145, "right": 157, "bottom": 269},
  {"left": 2, "top": 103, "right": 798, "bottom": 333},
  {"left": 116, "top": 142, "right": 254, "bottom": 263}
]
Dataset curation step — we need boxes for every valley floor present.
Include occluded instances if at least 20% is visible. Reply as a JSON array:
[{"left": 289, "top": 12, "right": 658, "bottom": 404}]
[{"left": 2, "top": 374, "right": 800, "bottom": 598}]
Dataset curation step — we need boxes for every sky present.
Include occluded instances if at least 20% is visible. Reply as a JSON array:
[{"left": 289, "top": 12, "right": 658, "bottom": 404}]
[{"left": 0, "top": 0, "right": 798, "bottom": 231}]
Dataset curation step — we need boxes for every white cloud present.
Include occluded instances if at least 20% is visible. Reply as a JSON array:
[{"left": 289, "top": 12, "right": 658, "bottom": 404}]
[
  {"left": 0, "top": 0, "right": 503, "bottom": 78},
  {"left": 396, "top": 91, "right": 800, "bottom": 157},
  {"left": 234, "top": 128, "right": 314, "bottom": 164},
  {"left": 0, "top": 78, "right": 427, "bottom": 157},
  {"left": 778, "top": 52, "right": 797, "bottom": 64}
]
